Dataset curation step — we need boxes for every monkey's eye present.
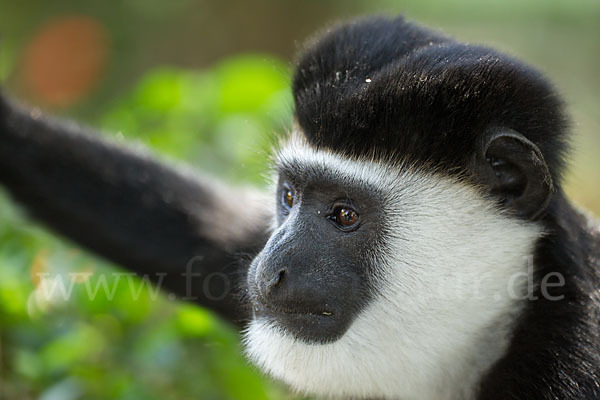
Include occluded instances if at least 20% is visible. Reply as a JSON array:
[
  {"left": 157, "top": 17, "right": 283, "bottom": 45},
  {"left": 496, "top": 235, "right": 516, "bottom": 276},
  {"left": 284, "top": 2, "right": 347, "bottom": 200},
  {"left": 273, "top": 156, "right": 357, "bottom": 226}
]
[
  {"left": 330, "top": 207, "right": 360, "bottom": 230},
  {"left": 281, "top": 185, "right": 295, "bottom": 210}
]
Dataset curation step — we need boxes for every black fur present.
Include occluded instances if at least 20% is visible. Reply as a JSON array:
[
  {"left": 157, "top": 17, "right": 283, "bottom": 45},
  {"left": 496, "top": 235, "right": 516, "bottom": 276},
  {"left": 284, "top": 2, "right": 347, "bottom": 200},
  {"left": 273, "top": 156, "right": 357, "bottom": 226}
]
[
  {"left": 0, "top": 95, "right": 270, "bottom": 323},
  {"left": 1, "top": 14, "right": 599, "bottom": 400}
]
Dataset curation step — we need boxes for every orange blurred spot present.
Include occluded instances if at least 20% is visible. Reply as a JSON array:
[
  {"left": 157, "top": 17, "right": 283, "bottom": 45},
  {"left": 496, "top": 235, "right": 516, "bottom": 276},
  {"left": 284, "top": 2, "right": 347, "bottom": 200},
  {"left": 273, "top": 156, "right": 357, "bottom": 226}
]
[
  {"left": 23, "top": 16, "right": 109, "bottom": 107},
  {"left": 73, "top": 265, "right": 95, "bottom": 283},
  {"left": 30, "top": 250, "right": 49, "bottom": 287}
]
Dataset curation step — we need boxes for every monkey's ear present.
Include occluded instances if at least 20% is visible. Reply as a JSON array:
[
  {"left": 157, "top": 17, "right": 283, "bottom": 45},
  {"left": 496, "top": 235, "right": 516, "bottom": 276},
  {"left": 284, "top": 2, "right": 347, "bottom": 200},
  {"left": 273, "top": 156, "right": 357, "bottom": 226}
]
[{"left": 472, "top": 128, "right": 554, "bottom": 220}]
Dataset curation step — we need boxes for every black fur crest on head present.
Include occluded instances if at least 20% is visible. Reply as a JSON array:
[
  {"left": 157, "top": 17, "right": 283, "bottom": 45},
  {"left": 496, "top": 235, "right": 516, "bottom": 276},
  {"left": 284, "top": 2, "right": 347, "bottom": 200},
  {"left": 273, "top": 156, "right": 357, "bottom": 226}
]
[{"left": 292, "top": 15, "right": 569, "bottom": 186}]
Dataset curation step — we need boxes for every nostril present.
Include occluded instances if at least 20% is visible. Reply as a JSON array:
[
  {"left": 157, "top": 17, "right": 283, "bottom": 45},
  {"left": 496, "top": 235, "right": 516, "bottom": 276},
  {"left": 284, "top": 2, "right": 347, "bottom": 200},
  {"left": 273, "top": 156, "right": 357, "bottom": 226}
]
[
  {"left": 277, "top": 269, "right": 286, "bottom": 285},
  {"left": 265, "top": 268, "right": 286, "bottom": 294}
]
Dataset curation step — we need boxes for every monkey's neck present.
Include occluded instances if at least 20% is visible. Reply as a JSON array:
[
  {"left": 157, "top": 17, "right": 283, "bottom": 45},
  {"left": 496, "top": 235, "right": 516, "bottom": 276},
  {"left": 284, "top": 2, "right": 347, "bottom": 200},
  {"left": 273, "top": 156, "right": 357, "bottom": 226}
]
[{"left": 476, "top": 192, "right": 600, "bottom": 399}]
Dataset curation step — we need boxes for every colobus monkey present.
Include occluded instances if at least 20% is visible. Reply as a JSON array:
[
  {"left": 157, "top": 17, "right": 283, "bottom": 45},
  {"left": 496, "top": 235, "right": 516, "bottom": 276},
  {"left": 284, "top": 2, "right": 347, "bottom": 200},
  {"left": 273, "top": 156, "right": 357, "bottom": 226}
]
[{"left": 0, "top": 15, "right": 599, "bottom": 400}]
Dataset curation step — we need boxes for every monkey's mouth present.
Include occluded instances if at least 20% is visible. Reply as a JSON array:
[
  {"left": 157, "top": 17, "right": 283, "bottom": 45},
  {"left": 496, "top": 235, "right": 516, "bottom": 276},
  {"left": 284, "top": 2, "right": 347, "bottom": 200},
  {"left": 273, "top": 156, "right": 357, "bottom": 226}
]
[
  {"left": 253, "top": 292, "right": 334, "bottom": 318},
  {"left": 250, "top": 293, "right": 348, "bottom": 344}
]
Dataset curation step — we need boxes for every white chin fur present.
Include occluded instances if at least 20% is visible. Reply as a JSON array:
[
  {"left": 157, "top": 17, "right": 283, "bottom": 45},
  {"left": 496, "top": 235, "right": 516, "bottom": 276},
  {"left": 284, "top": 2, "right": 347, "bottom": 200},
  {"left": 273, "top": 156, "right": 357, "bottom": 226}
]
[{"left": 244, "top": 141, "right": 542, "bottom": 400}]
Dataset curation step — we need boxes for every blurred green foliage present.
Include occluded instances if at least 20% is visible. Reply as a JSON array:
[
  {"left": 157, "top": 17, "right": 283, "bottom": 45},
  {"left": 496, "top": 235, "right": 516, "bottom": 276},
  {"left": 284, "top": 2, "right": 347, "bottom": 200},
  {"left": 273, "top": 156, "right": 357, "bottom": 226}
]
[
  {"left": 0, "top": 1, "right": 598, "bottom": 399},
  {"left": 100, "top": 56, "right": 291, "bottom": 184},
  {"left": 0, "top": 56, "right": 296, "bottom": 400}
]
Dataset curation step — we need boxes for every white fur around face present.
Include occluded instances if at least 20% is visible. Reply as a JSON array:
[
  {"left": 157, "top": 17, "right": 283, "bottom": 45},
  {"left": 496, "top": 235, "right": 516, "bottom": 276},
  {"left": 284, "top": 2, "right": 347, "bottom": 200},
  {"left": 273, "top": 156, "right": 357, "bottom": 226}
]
[{"left": 244, "top": 138, "right": 543, "bottom": 400}]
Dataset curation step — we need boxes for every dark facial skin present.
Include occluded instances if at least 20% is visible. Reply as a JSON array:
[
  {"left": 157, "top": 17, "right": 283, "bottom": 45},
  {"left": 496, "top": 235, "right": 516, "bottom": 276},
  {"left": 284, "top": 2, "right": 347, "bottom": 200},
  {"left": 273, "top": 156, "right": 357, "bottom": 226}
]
[{"left": 247, "top": 171, "right": 384, "bottom": 344}]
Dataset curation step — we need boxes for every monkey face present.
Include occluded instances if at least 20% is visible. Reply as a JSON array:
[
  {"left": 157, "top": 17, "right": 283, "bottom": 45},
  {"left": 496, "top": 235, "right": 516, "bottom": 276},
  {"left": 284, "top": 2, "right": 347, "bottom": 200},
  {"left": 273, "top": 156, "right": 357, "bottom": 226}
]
[
  {"left": 243, "top": 136, "right": 542, "bottom": 399},
  {"left": 246, "top": 160, "right": 384, "bottom": 343}
]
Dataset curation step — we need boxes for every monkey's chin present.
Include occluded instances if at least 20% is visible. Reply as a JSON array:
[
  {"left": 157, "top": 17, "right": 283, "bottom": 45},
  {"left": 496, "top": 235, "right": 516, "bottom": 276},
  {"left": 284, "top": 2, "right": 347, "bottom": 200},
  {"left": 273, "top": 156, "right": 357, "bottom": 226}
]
[
  {"left": 243, "top": 317, "right": 339, "bottom": 396},
  {"left": 243, "top": 317, "right": 371, "bottom": 399},
  {"left": 250, "top": 302, "right": 350, "bottom": 344}
]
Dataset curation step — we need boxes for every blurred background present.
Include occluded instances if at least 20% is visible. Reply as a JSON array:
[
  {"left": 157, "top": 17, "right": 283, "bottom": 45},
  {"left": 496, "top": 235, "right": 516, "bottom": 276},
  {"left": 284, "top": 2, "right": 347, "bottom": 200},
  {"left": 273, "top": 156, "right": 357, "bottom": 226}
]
[{"left": 0, "top": 0, "right": 598, "bottom": 399}]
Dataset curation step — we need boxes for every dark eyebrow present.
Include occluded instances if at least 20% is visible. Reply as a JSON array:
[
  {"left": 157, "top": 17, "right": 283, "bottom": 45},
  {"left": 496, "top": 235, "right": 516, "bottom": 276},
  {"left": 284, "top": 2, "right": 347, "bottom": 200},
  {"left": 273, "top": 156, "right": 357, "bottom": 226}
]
[
  {"left": 275, "top": 160, "right": 298, "bottom": 179},
  {"left": 277, "top": 159, "right": 352, "bottom": 190}
]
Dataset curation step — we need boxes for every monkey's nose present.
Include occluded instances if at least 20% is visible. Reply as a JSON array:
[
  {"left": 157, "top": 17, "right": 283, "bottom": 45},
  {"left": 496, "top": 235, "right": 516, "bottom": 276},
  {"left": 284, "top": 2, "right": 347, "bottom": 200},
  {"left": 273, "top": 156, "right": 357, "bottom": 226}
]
[
  {"left": 256, "top": 262, "right": 330, "bottom": 316},
  {"left": 256, "top": 264, "right": 287, "bottom": 300}
]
